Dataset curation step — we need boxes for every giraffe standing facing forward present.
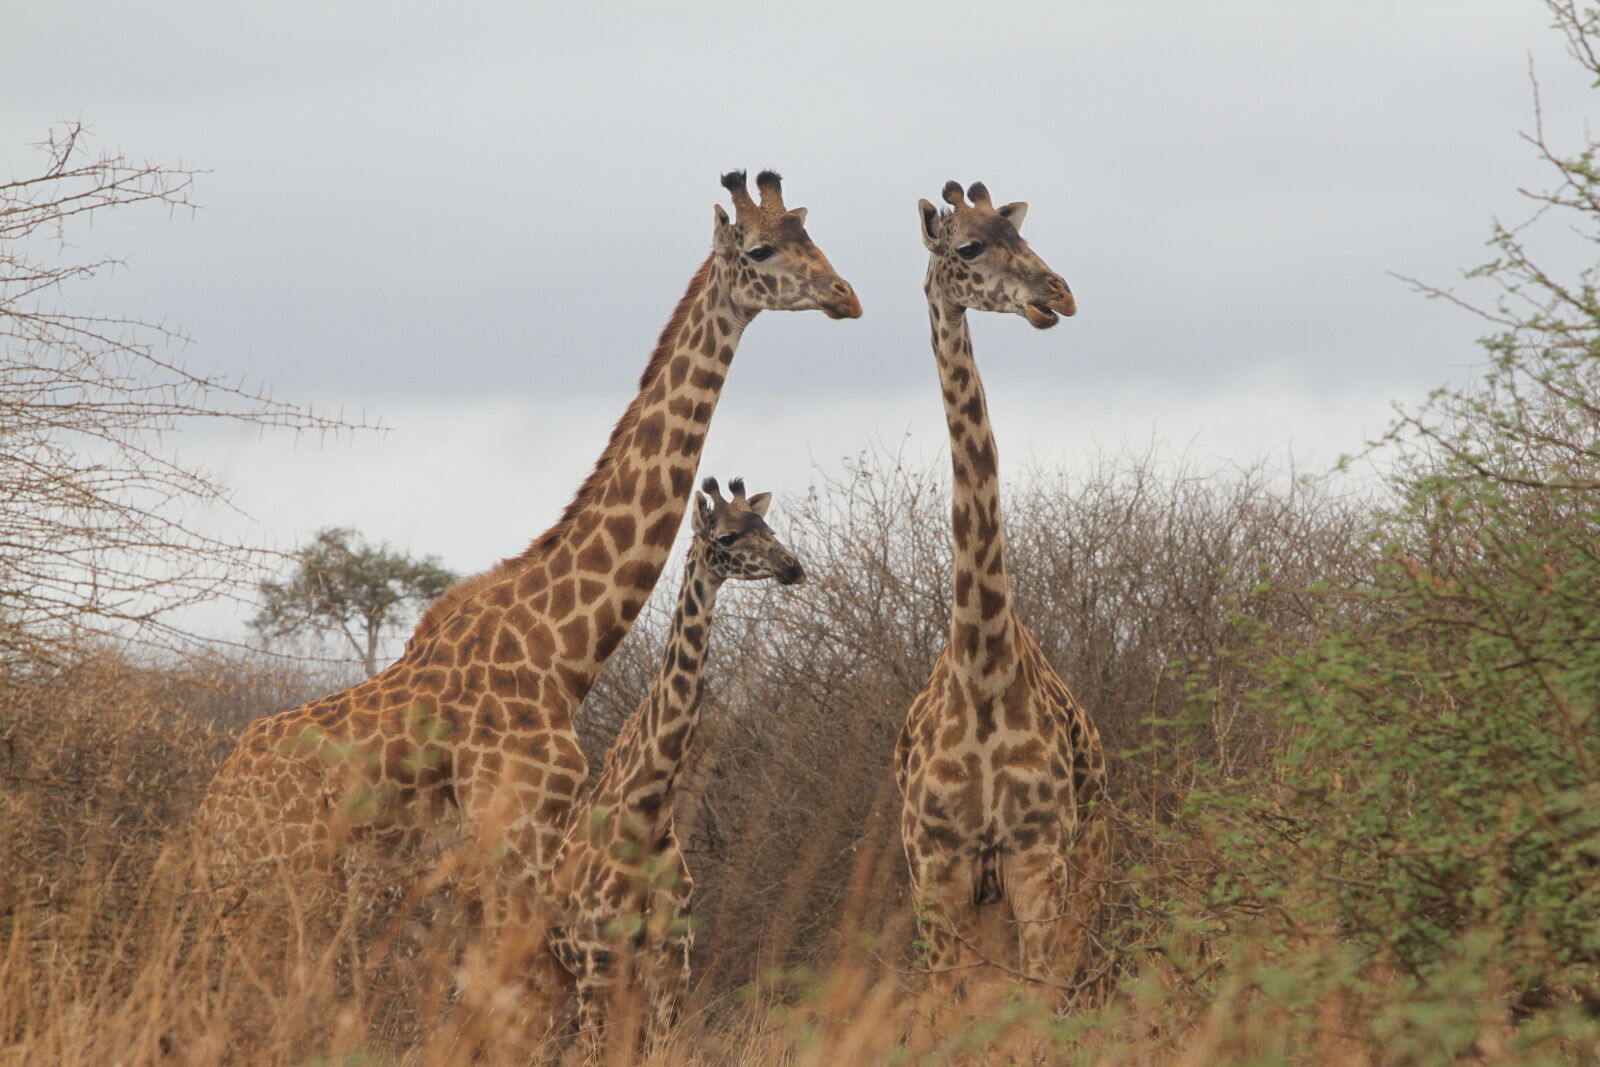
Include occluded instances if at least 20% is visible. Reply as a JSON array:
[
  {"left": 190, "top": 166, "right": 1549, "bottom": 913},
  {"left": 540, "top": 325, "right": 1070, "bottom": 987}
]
[
  {"left": 896, "top": 181, "right": 1107, "bottom": 1006},
  {"left": 196, "top": 172, "right": 857, "bottom": 938},
  {"left": 546, "top": 477, "right": 804, "bottom": 1054}
]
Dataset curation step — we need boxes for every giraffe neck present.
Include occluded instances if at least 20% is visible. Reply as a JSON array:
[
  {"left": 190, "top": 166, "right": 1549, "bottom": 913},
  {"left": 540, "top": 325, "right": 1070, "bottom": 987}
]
[
  {"left": 606, "top": 541, "right": 722, "bottom": 838},
  {"left": 408, "top": 253, "right": 754, "bottom": 680},
  {"left": 536, "top": 254, "right": 748, "bottom": 691},
  {"left": 927, "top": 284, "right": 1017, "bottom": 685}
]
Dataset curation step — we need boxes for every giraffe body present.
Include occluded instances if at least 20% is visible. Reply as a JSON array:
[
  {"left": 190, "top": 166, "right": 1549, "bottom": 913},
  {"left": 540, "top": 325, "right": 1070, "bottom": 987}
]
[
  {"left": 896, "top": 181, "right": 1107, "bottom": 1004},
  {"left": 196, "top": 173, "right": 856, "bottom": 947},
  {"left": 544, "top": 477, "right": 802, "bottom": 1053}
]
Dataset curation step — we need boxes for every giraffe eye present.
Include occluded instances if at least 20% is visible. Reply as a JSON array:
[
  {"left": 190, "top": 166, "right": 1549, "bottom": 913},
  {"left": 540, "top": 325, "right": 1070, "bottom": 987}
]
[
  {"left": 956, "top": 242, "right": 983, "bottom": 261},
  {"left": 716, "top": 532, "right": 739, "bottom": 547},
  {"left": 746, "top": 246, "right": 774, "bottom": 262}
]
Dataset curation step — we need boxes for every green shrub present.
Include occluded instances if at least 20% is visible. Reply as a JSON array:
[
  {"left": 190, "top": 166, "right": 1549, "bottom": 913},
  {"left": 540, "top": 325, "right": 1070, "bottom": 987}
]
[{"left": 1171, "top": 5, "right": 1600, "bottom": 1054}]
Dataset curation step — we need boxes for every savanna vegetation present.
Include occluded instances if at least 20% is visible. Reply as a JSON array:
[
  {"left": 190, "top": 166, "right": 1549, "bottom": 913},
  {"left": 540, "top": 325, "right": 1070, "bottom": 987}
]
[{"left": 7, "top": 3, "right": 1600, "bottom": 1062}]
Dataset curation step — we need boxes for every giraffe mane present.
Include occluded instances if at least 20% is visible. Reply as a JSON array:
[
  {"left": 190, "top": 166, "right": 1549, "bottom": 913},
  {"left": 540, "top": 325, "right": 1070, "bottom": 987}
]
[{"left": 407, "top": 252, "right": 717, "bottom": 650}]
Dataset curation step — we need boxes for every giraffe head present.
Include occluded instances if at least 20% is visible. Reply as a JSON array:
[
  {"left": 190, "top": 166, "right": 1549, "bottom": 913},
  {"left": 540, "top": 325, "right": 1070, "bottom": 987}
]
[
  {"left": 714, "top": 170, "right": 862, "bottom": 321},
  {"left": 691, "top": 477, "right": 805, "bottom": 586},
  {"left": 918, "top": 180, "right": 1076, "bottom": 329}
]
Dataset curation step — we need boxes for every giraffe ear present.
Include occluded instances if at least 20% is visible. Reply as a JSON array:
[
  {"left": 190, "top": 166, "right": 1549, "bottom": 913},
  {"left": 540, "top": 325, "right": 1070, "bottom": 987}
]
[
  {"left": 997, "top": 201, "right": 1028, "bottom": 230},
  {"left": 789, "top": 206, "right": 807, "bottom": 226},
  {"left": 918, "top": 199, "right": 940, "bottom": 250},
  {"left": 693, "top": 492, "right": 713, "bottom": 535},
  {"left": 746, "top": 492, "right": 772, "bottom": 518},
  {"left": 713, "top": 204, "right": 736, "bottom": 255}
]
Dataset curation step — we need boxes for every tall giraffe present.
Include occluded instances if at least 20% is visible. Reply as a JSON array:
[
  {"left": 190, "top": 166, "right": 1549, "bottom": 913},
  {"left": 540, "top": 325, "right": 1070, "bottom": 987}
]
[
  {"left": 197, "top": 171, "right": 858, "bottom": 928},
  {"left": 896, "top": 181, "right": 1106, "bottom": 1003},
  {"left": 545, "top": 476, "right": 803, "bottom": 1054}
]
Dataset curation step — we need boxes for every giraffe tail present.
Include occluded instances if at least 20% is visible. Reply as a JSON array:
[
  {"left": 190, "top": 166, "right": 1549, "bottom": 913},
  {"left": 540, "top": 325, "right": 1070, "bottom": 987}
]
[{"left": 973, "top": 843, "right": 1003, "bottom": 907}]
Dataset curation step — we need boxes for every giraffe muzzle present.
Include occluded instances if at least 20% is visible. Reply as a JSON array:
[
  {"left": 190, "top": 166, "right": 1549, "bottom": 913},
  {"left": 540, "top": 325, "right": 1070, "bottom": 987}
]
[
  {"left": 820, "top": 280, "right": 863, "bottom": 320},
  {"left": 777, "top": 561, "right": 806, "bottom": 586},
  {"left": 1025, "top": 282, "right": 1076, "bottom": 329}
]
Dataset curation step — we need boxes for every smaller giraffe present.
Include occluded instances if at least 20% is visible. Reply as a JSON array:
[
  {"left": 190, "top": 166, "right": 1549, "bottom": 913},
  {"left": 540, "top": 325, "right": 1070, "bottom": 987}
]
[{"left": 545, "top": 477, "right": 804, "bottom": 1052}]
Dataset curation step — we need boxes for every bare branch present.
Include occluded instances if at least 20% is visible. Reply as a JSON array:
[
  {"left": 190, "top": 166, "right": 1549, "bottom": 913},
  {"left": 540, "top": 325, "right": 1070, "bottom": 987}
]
[{"left": 0, "top": 122, "right": 378, "bottom": 662}]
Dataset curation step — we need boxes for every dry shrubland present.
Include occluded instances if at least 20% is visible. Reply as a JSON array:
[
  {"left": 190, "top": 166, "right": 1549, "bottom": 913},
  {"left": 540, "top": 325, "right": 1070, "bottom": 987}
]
[
  {"left": 8, "top": 421, "right": 1599, "bottom": 1065},
  {"left": 0, "top": 446, "right": 1377, "bottom": 1065},
  {"left": 577, "top": 445, "right": 1372, "bottom": 1002}
]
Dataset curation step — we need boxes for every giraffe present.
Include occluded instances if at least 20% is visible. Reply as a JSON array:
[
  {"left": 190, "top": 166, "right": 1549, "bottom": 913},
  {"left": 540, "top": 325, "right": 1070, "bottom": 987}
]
[
  {"left": 895, "top": 180, "right": 1107, "bottom": 1007},
  {"left": 196, "top": 171, "right": 858, "bottom": 953},
  {"left": 544, "top": 476, "right": 804, "bottom": 1054}
]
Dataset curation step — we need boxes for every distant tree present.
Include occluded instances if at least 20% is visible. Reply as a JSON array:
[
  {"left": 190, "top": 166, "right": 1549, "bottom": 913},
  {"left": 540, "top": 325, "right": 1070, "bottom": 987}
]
[{"left": 252, "top": 528, "right": 458, "bottom": 676}]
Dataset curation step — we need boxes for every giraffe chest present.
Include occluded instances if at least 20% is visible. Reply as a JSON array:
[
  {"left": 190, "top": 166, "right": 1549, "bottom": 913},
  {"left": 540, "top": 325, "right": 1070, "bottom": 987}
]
[
  {"left": 904, "top": 712, "right": 1069, "bottom": 817},
  {"left": 896, "top": 649, "right": 1087, "bottom": 847}
]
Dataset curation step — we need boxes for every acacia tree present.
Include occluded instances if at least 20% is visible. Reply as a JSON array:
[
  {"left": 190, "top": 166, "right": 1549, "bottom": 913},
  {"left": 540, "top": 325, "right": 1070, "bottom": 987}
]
[
  {"left": 0, "top": 122, "right": 362, "bottom": 665},
  {"left": 251, "top": 527, "right": 457, "bottom": 676}
]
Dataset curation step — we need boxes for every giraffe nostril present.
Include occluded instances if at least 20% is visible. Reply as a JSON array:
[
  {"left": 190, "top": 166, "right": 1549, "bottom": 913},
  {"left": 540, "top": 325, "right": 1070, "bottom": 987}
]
[{"left": 823, "top": 280, "right": 862, "bottom": 320}]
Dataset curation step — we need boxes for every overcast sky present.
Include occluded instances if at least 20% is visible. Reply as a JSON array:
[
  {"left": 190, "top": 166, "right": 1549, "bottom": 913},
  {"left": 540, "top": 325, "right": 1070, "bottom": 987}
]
[{"left": 6, "top": 0, "right": 1594, "bottom": 645}]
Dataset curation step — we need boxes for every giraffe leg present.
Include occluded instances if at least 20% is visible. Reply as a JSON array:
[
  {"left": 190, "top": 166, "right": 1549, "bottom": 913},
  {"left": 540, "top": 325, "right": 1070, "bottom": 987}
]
[
  {"left": 908, "top": 863, "right": 991, "bottom": 1020},
  {"left": 644, "top": 894, "right": 693, "bottom": 1050},
  {"left": 523, "top": 941, "right": 576, "bottom": 1050},
  {"left": 1006, "top": 850, "right": 1071, "bottom": 996},
  {"left": 642, "top": 847, "right": 693, "bottom": 1049},
  {"left": 1008, "top": 824, "right": 1107, "bottom": 1005},
  {"left": 573, "top": 965, "right": 617, "bottom": 1061},
  {"left": 1058, "top": 815, "right": 1109, "bottom": 987},
  {"left": 641, "top": 926, "right": 689, "bottom": 1051},
  {"left": 547, "top": 924, "right": 617, "bottom": 1059},
  {"left": 449, "top": 779, "right": 580, "bottom": 1040}
]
